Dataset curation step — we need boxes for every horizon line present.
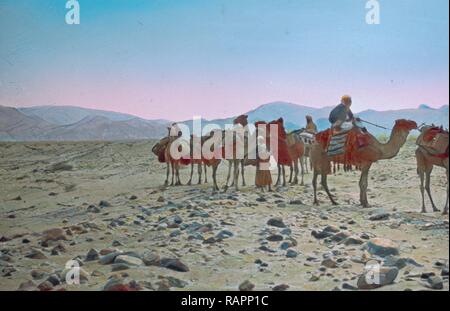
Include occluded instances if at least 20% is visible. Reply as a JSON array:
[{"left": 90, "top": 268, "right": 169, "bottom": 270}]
[{"left": 2, "top": 102, "right": 449, "bottom": 123}]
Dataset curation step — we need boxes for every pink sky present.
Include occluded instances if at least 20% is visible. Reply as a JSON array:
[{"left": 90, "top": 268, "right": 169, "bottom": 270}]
[{"left": 3, "top": 74, "right": 448, "bottom": 121}]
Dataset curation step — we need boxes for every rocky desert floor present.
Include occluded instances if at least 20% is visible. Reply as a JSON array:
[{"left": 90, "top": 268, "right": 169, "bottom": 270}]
[{"left": 0, "top": 139, "right": 448, "bottom": 291}]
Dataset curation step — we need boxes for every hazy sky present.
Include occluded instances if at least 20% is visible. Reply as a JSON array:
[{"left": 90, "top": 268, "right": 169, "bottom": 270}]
[{"left": 0, "top": 0, "right": 448, "bottom": 120}]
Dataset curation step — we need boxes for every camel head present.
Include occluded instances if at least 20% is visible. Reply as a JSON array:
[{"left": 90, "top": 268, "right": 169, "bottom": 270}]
[
  {"left": 393, "top": 119, "right": 418, "bottom": 132},
  {"left": 234, "top": 114, "right": 248, "bottom": 127}
]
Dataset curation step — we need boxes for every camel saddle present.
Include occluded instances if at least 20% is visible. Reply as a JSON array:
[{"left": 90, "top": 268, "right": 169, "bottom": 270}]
[
  {"left": 316, "top": 127, "right": 371, "bottom": 159},
  {"left": 417, "top": 127, "right": 449, "bottom": 157}
]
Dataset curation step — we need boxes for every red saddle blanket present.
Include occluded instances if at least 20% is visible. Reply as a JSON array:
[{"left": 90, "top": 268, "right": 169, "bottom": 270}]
[{"left": 316, "top": 128, "right": 371, "bottom": 165}]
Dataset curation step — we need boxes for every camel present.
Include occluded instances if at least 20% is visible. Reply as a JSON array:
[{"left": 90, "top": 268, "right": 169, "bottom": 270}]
[
  {"left": 201, "top": 129, "right": 224, "bottom": 191},
  {"left": 286, "top": 131, "right": 305, "bottom": 185},
  {"left": 223, "top": 115, "right": 249, "bottom": 191},
  {"left": 268, "top": 118, "right": 292, "bottom": 187},
  {"left": 151, "top": 127, "right": 174, "bottom": 186},
  {"left": 415, "top": 126, "right": 449, "bottom": 215},
  {"left": 160, "top": 124, "right": 190, "bottom": 186},
  {"left": 186, "top": 134, "right": 210, "bottom": 185},
  {"left": 311, "top": 119, "right": 417, "bottom": 207}
]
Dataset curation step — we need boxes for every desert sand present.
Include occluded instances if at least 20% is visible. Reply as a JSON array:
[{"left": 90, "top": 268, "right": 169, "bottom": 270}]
[{"left": 0, "top": 139, "right": 448, "bottom": 291}]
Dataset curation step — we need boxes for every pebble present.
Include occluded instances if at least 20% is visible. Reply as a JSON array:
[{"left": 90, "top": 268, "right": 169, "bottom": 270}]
[
  {"left": 99, "top": 251, "right": 123, "bottom": 265},
  {"left": 272, "top": 284, "right": 289, "bottom": 291},
  {"left": 114, "top": 255, "right": 143, "bottom": 266},
  {"left": 286, "top": 250, "right": 298, "bottom": 258},
  {"left": 321, "top": 258, "right": 338, "bottom": 268},
  {"left": 159, "top": 258, "right": 189, "bottom": 272},
  {"left": 239, "top": 280, "right": 255, "bottom": 291},
  {"left": 423, "top": 275, "right": 444, "bottom": 290},
  {"left": 25, "top": 249, "right": 47, "bottom": 260},
  {"left": 41, "top": 228, "right": 68, "bottom": 243},
  {"left": 99, "top": 200, "right": 111, "bottom": 208},
  {"left": 267, "top": 217, "right": 286, "bottom": 228},
  {"left": 85, "top": 248, "right": 99, "bottom": 261},
  {"left": 266, "top": 234, "right": 283, "bottom": 242}
]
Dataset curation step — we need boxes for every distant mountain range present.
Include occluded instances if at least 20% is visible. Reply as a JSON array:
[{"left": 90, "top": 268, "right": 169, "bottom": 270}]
[
  {"left": 0, "top": 103, "right": 448, "bottom": 141},
  {"left": 0, "top": 105, "right": 171, "bottom": 141}
]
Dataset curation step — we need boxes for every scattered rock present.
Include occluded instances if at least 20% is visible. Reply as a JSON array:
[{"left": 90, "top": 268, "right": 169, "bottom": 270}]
[
  {"left": 272, "top": 284, "right": 289, "bottom": 291},
  {"left": 87, "top": 205, "right": 101, "bottom": 213},
  {"left": 267, "top": 217, "right": 286, "bottom": 228},
  {"left": 159, "top": 258, "right": 189, "bottom": 272},
  {"left": 239, "top": 280, "right": 255, "bottom": 291},
  {"left": 366, "top": 238, "right": 399, "bottom": 257},
  {"left": 17, "top": 280, "right": 36, "bottom": 291},
  {"left": 357, "top": 267, "right": 399, "bottom": 289},
  {"left": 321, "top": 258, "right": 338, "bottom": 268},
  {"left": 41, "top": 228, "right": 68, "bottom": 243},
  {"left": 37, "top": 281, "right": 54, "bottom": 291},
  {"left": 286, "top": 250, "right": 298, "bottom": 258},
  {"left": 99, "top": 251, "right": 123, "bottom": 265},
  {"left": 215, "top": 230, "right": 234, "bottom": 240},
  {"left": 99, "top": 200, "right": 111, "bottom": 208},
  {"left": 85, "top": 249, "right": 99, "bottom": 261},
  {"left": 266, "top": 234, "right": 283, "bottom": 242},
  {"left": 369, "top": 211, "right": 390, "bottom": 221},
  {"left": 423, "top": 276, "right": 444, "bottom": 290},
  {"left": 289, "top": 199, "right": 303, "bottom": 205},
  {"left": 25, "top": 249, "right": 47, "bottom": 260},
  {"left": 343, "top": 236, "right": 364, "bottom": 246},
  {"left": 111, "top": 263, "right": 131, "bottom": 272}
]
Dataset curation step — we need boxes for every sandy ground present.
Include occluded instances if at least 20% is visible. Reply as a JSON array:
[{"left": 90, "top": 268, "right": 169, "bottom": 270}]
[{"left": 0, "top": 139, "right": 448, "bottom": 291}]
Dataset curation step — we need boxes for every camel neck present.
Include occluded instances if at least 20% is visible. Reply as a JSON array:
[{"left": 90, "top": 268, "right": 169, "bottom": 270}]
[{"left": 374, "top": 127, "right": 409, "bottom": 159}]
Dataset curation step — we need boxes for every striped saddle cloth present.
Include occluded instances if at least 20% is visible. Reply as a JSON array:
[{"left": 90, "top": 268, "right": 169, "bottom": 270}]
[{"left": 327, "top": 130, "right": 350, "bottom": 156}]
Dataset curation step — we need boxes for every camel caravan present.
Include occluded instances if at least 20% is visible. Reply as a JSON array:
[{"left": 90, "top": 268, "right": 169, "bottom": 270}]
[{"left": 152, "top": 95, "right": 449, "bottom": 215}]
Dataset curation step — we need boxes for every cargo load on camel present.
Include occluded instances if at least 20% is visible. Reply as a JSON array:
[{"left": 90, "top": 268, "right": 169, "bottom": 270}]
[{"left": 416, "top": 126, "right": 449, "bottom": 158}]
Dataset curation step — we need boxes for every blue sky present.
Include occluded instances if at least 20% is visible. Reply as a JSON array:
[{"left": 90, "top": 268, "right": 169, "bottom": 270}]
[{"left": 0, "top": 0, "right": 448, "bottom": 120}]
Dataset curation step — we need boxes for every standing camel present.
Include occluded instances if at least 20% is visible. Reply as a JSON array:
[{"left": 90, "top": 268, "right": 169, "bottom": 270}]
[
  {"left": 268, "top": 118, "right": 292, "bottom": 187},
  {"left": 311, "top": 119, "right": 417, "bottom": 207},
  {"left": 415, "top": 126, "right": 449, "bottom": 215},
  {"left": 201, "top": 129, "right": 224, "bottom": 191},
  {"left": 151, "top": 127, "right": 174, "bottom": 186},
  {"left": 224, "top": 115, "right": 249, "bottom": 191},
  {"left": 286, "top": 132, "right": 305, "bottom": 185},
  {"left": 187, "top": 134, "right": 210, "bottom": 185}
]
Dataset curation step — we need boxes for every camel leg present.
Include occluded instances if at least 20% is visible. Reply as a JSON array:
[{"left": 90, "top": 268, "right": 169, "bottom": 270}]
[
  {"left": 241, "top": 160, "right": 246, "bottom": 187},
  {"left": 170, "top": 162, "right": 175, "bottom": 186},
  {"left": 204, "top": 164, "right": 208, "bottom": 183},
  {"left": 187, "top": 163, "right": 194, "bottom": 185},
  {"left": 294, "top": 159, "right": 301, "bottom": 185},
  {"left": 288, "top": 164, "right": 293, "bottom": 183},
  {"left": 224, "top": 161, "right": 232, "bottom": 190},
  {"left": 443, "top": 168, "right": 449, "bottom": 215},
  {"left": 175, "top": 163, "right": 182, "bottom": 186},
  {"left": 282, "top": 165, "right": 287, "bottom": 187},
  {"left": 165, "top": 162, "right": 170, "bottom": 186},
  {"left": 321, "top": 173, "right": 338, "bottom": 205},
  {"left": 359, "top": 164, "right": 371, "bottom": 208},
  {"left": 233, "top": 161, "right": 240, "bottom": 191},
  {"left": 425, "top": 170, "right": 439, "bottom": 212},
  {"left": 313, "top": 170, "right": 319, "bottom": 205},
  {"left": 212, "top": 164, "right": 219, "bottom": 191},
  {"left": 418, "top": 168, "right": 427, "bottom": 213},
  {"left": 197, "top": 163, "right": 202, "bottom": 184}
]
